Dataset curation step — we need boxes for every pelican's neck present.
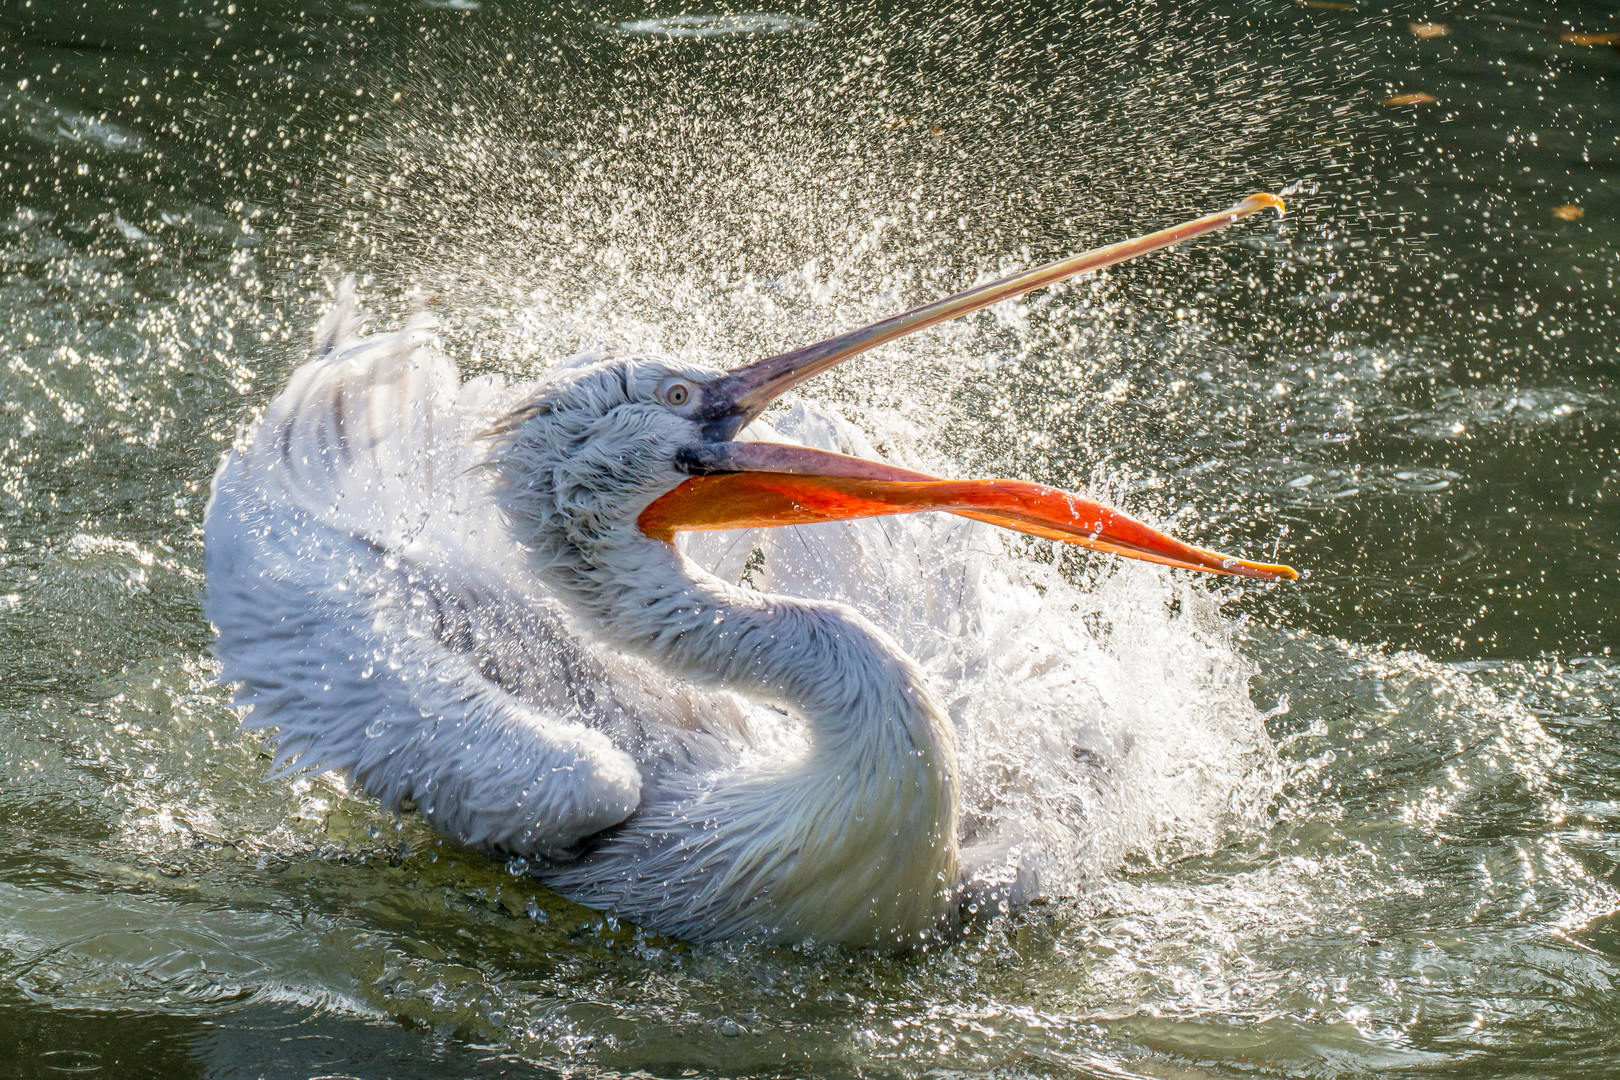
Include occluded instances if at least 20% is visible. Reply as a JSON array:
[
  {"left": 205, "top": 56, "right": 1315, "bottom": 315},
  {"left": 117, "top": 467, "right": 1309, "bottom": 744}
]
[
  {"left": 589, "top": 538, "right": 947, "bottom": 745},
  {"left": 584, "top": 535, "right": 961, "bottom": 943}
]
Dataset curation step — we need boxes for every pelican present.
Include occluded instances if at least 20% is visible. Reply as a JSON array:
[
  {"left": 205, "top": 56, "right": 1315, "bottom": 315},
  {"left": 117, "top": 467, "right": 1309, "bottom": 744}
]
[{"left": 205, "top": 194, "right": 1296, "bottom": 948}]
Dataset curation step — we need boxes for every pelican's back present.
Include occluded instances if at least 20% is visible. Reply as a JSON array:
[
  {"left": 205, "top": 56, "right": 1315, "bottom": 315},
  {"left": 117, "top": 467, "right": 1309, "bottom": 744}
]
[{"left": 204, "top": 280, "right": 646, "bottom": 856}]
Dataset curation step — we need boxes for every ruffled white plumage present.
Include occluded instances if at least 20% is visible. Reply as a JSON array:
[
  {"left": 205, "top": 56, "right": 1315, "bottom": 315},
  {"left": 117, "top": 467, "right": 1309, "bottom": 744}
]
[{"left": 208, "top": 279, "right": 652, "bottom": 855}]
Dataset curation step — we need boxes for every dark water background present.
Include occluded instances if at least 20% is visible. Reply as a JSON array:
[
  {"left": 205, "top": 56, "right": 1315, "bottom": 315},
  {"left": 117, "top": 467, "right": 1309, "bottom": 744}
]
[{"left": 0, "top": 0, "right": 1617, "bottom": 1077}]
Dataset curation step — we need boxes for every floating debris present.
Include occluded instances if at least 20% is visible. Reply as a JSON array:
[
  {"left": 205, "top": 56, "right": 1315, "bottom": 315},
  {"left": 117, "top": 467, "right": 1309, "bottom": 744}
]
[
  {"left": 1552, "top": 204, "right": 1585, "bottom": 221},
  {"left": 1560, "top": 32, "right": 1620, "bottom": 45}
]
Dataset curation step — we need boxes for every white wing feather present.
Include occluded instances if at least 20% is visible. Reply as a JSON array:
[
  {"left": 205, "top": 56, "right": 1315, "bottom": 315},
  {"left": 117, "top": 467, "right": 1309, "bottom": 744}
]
[{"left": 204, "top": 278, "right": 645, "bottom": 856}]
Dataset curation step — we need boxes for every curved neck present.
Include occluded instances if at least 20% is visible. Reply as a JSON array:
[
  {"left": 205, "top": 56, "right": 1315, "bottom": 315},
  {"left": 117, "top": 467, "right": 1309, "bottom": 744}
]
[
  {"left": 588, "top": 539, "right": 956, "bottom": 770},
  {"left": 553, "top": 534, "right": 963, "bottom": 944}
]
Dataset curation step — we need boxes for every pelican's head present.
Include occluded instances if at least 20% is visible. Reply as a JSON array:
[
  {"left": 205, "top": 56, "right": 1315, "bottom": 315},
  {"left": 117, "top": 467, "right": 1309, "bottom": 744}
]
[
  {"left": 493, "top": 194, "right": 1299, "bottom": 609},
  {"left": 486, "top": 353, "right": 730, "bottom": 578}
]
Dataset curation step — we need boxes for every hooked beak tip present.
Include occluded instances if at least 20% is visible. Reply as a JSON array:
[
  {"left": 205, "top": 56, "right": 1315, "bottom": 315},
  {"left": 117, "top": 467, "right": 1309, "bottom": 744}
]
[{"left": 1239, "top": 192, "right": 1287, "bottom": 218}]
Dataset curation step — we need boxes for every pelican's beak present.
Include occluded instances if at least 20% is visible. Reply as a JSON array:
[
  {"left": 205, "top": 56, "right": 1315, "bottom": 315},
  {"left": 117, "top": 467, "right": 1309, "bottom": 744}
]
[
  {"left": 647, "top": 192, "right": 1297, "bottom": 581},
  {"left": 690, "top": 193, "right": 1286, "bottom": 441},
  {"left": 641, "top": 441, "right": 1296, "bottom": 580}
]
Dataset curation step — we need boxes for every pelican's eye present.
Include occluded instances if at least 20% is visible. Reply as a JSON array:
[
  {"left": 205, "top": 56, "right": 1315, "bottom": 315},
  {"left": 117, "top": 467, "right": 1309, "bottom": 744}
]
[{"left": 658, "top": 378, "right": 694, "bottom": 410}]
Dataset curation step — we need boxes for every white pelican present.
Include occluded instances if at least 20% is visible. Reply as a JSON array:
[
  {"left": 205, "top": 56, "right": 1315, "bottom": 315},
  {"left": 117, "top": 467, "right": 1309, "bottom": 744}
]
[{"left": 205, "top": 195, "right": 1295, "bottom": 948}]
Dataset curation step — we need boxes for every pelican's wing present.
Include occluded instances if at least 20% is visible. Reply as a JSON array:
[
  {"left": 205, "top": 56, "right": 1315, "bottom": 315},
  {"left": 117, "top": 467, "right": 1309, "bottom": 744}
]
[{"left": 204, "top": 279, "right": 643, "bottom": 856}]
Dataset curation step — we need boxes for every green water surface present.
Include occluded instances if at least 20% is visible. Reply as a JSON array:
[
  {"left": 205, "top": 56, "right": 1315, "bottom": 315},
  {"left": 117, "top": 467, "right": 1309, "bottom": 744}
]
[{"left": 1, "top": 0, "right": 1618, "bottom": 1076}]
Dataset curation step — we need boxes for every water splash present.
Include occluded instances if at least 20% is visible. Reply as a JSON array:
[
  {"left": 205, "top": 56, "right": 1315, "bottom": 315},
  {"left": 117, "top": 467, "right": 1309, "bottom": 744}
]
[{"left": 688, "top": 403, "right": 1283, "bottom": 899}]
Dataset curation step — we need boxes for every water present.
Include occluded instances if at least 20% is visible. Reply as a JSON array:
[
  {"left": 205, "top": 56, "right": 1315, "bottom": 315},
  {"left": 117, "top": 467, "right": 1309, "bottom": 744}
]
[{"left": 1, "top": 0, "right": 1617, "bottom": 1075}]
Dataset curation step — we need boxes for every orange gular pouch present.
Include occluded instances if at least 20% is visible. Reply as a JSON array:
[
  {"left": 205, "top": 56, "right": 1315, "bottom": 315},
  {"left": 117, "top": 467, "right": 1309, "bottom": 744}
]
[{"left": 639, "top": 468, "right": 1298, "bottom": 582}]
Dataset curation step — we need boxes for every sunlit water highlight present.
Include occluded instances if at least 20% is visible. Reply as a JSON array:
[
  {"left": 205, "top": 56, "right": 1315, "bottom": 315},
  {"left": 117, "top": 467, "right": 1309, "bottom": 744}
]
[{"left": 1, "top": 0, "right": 1618, "bottom": 1076}]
